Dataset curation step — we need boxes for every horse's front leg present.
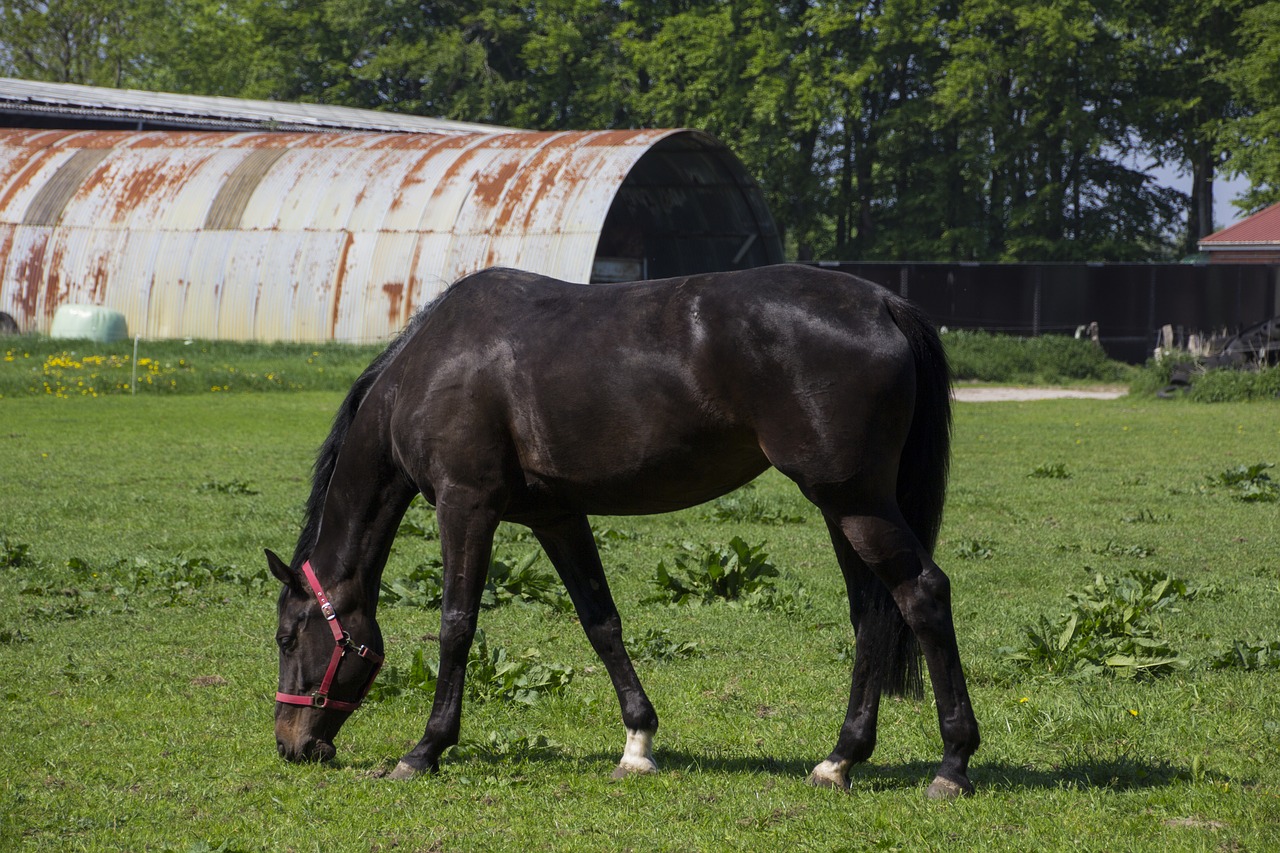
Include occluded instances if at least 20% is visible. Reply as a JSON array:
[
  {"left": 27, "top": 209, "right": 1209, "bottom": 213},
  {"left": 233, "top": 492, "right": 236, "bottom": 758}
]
[
  {"left": 389, "top": 493, "right": 499, "bottom": 779},
  {"left": 532, "top": 514, "right": 659, "bottom": 778}
]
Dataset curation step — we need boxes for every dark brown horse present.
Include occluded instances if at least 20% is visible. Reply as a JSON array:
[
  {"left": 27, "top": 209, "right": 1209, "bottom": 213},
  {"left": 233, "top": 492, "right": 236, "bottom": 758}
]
[{"left": 268, "top": 264, "right": 979, "bottom": 798}]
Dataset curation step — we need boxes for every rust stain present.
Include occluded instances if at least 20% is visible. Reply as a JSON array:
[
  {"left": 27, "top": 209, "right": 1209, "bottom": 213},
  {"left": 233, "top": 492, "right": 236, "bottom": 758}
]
[
  {"left": 585, "top": 129, "right": 660, "bottom": 148},
  {"left": 331, "top": 231, "right": 355, "bottom": 337},
  {"left": 89, "top": 251, "right": 111, "bottom": 303},
  {"left": 14, "top": 231, "right": 49, "bottom": 319},
  {"left": 0, "top": 227, "right": 21, "bottom": 321},
  {"left": 0, "top": 226, "right": 14, "bottom": 299},
  {"left": 67, "top": 130, "right": 132, "bottom": 150},
  {"left": 382, "top": 281, "right": 404, "bottom": 328},
  {"left": 401, "top": 236, "right": 427, "bottom": 323},
  {"left": 0, "top": 139, "right": 69, "bottom": 217},
  {"left": 470, "top": 157, "right": 521, "bottom": 213},
  {"left": 44, "top": 236, "right": 67, "bottom": 322}
]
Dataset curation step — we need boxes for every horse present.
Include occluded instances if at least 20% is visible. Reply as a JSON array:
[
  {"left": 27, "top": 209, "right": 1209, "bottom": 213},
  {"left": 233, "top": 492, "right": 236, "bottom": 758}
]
[{"left": 268, "top": 264, "right": 979, "bottom": 799}]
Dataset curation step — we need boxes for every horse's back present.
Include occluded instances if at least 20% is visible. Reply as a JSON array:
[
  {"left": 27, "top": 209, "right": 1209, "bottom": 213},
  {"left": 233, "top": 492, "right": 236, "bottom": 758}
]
[{"left": 392, "top": 265, "right": 920, "bottom": 514}]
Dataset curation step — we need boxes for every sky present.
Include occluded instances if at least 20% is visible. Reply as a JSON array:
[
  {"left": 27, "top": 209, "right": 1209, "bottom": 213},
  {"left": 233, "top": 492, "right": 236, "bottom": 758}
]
[{"left": 1149, "top": 164, "right": 1251, "bottom": 231}]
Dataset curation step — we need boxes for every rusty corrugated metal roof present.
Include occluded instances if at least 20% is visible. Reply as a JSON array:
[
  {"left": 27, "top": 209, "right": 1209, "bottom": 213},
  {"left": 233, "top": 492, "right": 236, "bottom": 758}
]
[{"left": 0, "top": 128, "right": 781, "bottom": 342}]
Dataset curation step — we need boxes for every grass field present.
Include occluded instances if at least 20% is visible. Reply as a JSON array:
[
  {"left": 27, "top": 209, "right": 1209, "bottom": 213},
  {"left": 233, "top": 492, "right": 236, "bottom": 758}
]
[{"left": 2, "top": 386, "right": 1279, "bottom": 851}]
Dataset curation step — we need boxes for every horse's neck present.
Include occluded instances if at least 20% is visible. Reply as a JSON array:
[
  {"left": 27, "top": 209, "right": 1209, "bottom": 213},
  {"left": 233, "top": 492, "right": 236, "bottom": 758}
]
[{"left": 311, "top": 414, "right": 417, "bottom": 603}]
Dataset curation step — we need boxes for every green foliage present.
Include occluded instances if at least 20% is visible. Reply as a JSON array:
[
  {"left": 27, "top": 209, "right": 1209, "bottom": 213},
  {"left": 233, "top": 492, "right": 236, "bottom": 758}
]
[
  {"left": 1212, "top": 462, "right": 1279, "bottom": 503},
  {"left": 368, "top": 629, "right": 573, "bottom": 706},
  {"left": 1004, "top": 571, "right": 1202, "bottom": 679},
  {"left": 0, "top": 626, "right": 33, "bottom": 645},
  {"left": 197, "top": 480, "right": 259, "bottom": 496},
  {"left": 1, "top": 534, "right": 31, "bottom": 569},
  {"left": 647, "top": 537, "right": 782, "bottom": 608},
  {"left": 1030, "top": 462, "right": 1072, "bottom": 480},
  {"left": 71, "top": 554, "right": 269, "bottom": 603},
  {"left": 1184, "top": 367, "right": 1280, "bottom": 403},
  {"left": 6, "top": 0, "right": 1260, "bottom": 259},
  {"left": 707, "top": 490, "right": 806, "bottom": 525},
  {"left": 451, "top": 729, "right": 560, "bottom": 763},
  {"left": 592, "top": 526, "right": 639, "bottom": 550},
  {"left": 0, "top": 337, "right": 382, "bottom": 398},
  {"left": 483, "top": 553, "right": 572, "bottom": 612},
  {"left": 944, "top": 331, "right": 1130, "bottom": 384},
  {"left": 381, "top": 553, "right": 571, "bottom": 613},
  {"left": 952, "top": 539, "right": 994, "bottom": 561},
  {"left": 1221, "top": 1, "right": 1280, "bottom": 211},
  {"left": 380, "top": 560, "right": 446, "bottom": 609},
  {"left": 1208, "top": 639, "right": 1280, "bottom": 671},
  {"left": 626, "top": 628, "right": 702, "bottom": 663},
  {"left": 1129, "top": 359, "right": 1280, "bottom": 402},
  {"left": 397, "top": 499, "right": 439, "bottom": 540}
]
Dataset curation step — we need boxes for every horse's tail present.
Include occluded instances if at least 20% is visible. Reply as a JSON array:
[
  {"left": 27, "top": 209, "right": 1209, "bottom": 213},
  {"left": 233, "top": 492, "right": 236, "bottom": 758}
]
[
  {"left": 886, "top": 294, "right": 952, "bottom": 557},
  {"left": 857, "top": 293, "right": 952, "bottom": 700}
]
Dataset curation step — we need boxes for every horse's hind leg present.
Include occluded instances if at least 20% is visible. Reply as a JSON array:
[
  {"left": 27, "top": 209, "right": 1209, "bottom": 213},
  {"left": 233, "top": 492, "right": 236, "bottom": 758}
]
[
  {"left": 820, "top": 507, "right": 979, "bottom": 798},
  {"left": 807, "top": 517, "right": 894, "bottom": 789},
  {"left": 532, "top": 514, "right": 659, "bottom": 778}
]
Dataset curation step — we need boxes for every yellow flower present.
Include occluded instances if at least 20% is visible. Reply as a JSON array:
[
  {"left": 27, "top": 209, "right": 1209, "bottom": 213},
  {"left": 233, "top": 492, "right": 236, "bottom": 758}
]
[{"left": 1128, "top": 708, "right": 1139, "bottom": 717}]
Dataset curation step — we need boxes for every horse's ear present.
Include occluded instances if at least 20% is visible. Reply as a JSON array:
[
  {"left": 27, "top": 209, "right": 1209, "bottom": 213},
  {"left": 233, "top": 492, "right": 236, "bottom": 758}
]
[{"left": 265, "top": 550, "right": 299, "bottom": 589}]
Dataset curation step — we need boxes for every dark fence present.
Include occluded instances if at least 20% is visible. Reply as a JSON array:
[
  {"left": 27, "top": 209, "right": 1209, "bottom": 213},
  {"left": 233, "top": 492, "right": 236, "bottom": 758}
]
[{"left": 810, "top": 262, "right": 1280, "bottom": 363}]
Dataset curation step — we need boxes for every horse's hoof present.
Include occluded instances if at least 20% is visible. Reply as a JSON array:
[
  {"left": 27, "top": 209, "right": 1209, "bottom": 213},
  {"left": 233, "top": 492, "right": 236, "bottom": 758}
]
[
  {"left": 806, "top": 760, "right": 850, "bottom": 790},
  {"left": 611, "top": 758, "right": 659, "bottom": 780},
  {"left": 611, "top": 728, "right": 658, "bottom": 779},
  {"left": 387, "top": 760, "right": 423, "bottom": 781},
  {"left": 925, "top": 775, "right": 973, "bottom": 800}
]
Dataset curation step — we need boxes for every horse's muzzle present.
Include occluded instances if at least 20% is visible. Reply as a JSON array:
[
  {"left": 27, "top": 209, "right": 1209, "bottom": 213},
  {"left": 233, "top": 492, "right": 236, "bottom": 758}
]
[{"left": 277, "top": 736, "right": 337, "bottom": 763}]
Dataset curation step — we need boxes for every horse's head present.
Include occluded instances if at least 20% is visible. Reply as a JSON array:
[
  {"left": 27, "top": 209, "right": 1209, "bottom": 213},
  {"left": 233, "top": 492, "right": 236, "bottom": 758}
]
[{"left": 267, "top": 550, "right": 384, "bottom": 763}]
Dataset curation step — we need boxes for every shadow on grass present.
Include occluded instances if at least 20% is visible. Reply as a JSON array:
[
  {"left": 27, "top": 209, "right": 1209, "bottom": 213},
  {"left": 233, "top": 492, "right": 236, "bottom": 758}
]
[{"left": 347, "top": 745, "right": 1211, "bottom": 794}]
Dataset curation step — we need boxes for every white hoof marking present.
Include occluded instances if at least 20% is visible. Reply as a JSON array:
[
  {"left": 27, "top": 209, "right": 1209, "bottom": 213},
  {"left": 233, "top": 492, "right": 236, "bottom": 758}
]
[
  {"left": 807, "top": 758, "right": 851, "bottom": 789},
  {"left": 614, "top": 728, "right": 658, "bottom": 776}
]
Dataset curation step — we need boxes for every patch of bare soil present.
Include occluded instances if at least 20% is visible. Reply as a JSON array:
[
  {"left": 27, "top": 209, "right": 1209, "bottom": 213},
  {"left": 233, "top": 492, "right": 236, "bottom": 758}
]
[{"left": 953, "top": 386, "right": 1127, "bottom": 402}]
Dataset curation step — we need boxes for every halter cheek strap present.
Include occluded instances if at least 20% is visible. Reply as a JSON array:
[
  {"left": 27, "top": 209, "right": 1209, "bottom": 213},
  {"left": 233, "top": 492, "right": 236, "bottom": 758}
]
[{"left": 275, "top": 560, "right": 384, "bottom": 712}]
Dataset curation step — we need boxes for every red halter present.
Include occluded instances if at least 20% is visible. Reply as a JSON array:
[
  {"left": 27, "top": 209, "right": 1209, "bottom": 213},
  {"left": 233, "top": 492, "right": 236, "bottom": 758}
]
[{"left": 275, "top": 561, "right": 384, "bottom": 712}]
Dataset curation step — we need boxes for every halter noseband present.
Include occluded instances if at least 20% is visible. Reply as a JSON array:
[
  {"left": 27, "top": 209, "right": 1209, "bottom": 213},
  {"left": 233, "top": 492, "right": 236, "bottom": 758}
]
[{"left": 275, "top": 560, "right": 383, "bottom": 712}]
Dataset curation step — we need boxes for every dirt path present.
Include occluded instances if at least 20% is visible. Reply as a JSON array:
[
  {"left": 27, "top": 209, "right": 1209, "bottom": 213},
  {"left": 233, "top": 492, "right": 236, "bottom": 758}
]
[{"left": 952, "top": 386, "right": 1127, "bottom": 402}]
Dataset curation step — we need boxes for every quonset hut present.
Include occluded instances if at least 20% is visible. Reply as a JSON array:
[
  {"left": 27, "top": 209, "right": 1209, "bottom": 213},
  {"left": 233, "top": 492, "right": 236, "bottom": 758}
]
[{"left": 0, "top": 79, "right": 783, "bottom": 342}]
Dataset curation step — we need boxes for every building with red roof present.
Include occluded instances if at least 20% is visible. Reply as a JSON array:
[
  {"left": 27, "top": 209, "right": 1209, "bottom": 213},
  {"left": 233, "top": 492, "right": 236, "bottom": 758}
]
[{"left": 1198, "top": 202, "right": 1280, "bottom": 264}]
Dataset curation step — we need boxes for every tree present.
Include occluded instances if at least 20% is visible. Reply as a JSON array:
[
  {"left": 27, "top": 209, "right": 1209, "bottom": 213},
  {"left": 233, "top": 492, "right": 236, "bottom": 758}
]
[
  {"left": 1126, "top": 0, "right": 1252, "bottom": 249},
  {"left": 8, "top": 0, "right": 1272, "bottom": 260},
  {"left": 0, "top": 0, "right": 166, "bottom": 85},
  {"left": 931, "top": 0, "right": 1184, "bottom": 261},
  {"left": 1221, "top": 0, "right": 1280, "bottom": 210}
]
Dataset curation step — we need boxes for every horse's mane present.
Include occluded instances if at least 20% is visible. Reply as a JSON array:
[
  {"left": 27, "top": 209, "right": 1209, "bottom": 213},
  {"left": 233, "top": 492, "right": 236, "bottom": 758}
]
[{"left": 289, "top": 304, "right": 433, "bottom": 568}]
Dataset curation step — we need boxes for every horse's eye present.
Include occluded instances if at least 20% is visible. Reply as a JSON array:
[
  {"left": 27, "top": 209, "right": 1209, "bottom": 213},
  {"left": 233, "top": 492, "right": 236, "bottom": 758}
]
[{"left": 277, "top": 634, "right": 297, "bottom": 654}]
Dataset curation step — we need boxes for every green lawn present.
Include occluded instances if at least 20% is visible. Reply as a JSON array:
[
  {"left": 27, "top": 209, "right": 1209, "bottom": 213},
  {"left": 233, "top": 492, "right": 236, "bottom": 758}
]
[{"left": 2, "top": 391, "right": 1278, "bottom": 851}]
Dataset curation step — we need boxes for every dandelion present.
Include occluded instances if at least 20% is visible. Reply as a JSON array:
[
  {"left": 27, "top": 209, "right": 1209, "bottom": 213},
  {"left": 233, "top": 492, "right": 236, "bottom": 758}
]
[
  {"left": 1128, "top": 708, "right": 1139, "bottom": 717},
  {"left": 1019, "top": 697, "right": 1029, "bottom": 704}
]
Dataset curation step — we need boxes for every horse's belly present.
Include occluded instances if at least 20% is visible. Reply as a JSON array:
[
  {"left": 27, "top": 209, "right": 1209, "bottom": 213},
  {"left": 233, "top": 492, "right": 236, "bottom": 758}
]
[{"left": 518, "top": 438, "right": 770, "bottom": 516}]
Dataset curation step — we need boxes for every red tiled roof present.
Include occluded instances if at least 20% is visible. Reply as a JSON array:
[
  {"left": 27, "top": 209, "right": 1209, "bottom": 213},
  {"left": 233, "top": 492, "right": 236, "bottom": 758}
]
[{"left": 1199, "top": 202, "right": 1280, "bottom": 246}]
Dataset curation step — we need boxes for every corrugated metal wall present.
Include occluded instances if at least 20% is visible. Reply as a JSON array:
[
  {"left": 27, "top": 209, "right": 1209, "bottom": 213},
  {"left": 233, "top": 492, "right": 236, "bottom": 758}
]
[{"left": 0, "top": 128, "right": 781, "bottom": 342}]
